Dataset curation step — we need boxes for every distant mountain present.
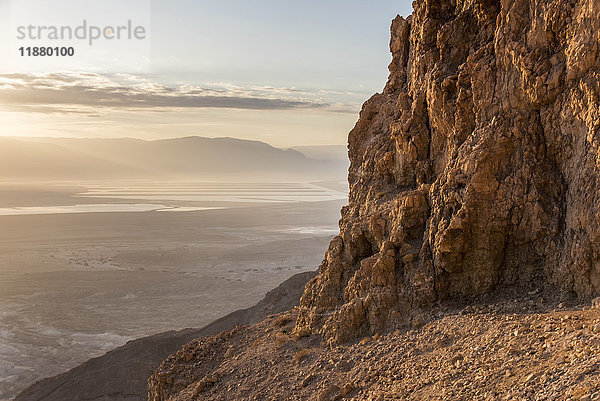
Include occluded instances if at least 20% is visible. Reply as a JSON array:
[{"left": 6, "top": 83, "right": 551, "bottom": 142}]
[
  {"left": 0, "top": 137, "right": 348, "bottom": 180},
  {"left": 0, "top": 138, "right": 146, "bottom": 179},
  {"left": 290, "top": 145, "right": 348, "bottom": 161}
]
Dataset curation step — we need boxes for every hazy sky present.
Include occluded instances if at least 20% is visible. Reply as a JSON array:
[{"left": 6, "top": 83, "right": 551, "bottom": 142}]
[{"left": 0, "top": 1, "right": 413, "bottom": 147}]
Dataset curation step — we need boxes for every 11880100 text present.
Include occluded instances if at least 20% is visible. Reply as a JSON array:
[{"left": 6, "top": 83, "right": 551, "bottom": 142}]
[{"left": 19, "top": 47, "right": 75, "bottom": 56}]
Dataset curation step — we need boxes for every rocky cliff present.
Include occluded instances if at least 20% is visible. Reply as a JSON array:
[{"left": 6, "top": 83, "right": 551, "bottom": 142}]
[
  {"left": 146, "top": 1, "right": 600, "bottom": 398},
  {"left": 294, "top": 0, "right": 600, "bottom": 345}
]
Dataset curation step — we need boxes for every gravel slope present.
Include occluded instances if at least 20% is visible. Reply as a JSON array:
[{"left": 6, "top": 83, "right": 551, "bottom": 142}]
[{"left": 150, "top": 298, "right": 600, "bottom": 400}]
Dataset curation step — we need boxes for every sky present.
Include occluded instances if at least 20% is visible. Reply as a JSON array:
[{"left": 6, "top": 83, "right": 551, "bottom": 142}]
[{"left": 0, "top": 1, "right": 413, "bottom": 148}]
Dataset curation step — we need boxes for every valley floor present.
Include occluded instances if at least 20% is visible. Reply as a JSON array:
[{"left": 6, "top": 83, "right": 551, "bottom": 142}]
[{"left": 0, "top": 182, "right": 346, "bottom": 401}]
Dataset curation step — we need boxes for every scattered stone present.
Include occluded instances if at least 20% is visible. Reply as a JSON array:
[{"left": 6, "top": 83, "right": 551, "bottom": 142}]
[
  {"left": 317, "top": 385, "right": 340, "bottom": 401},
  {"left": 148, "top": 307, "right": 600, "bottom": 400}
]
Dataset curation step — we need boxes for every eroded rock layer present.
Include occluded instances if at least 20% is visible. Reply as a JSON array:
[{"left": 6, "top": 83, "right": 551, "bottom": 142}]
[{"left": 296, "top": 0, "right": 600, "bottom": 345}]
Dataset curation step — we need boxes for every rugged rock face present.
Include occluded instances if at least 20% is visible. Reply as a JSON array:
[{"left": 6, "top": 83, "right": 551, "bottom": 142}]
[{"left": 295, "top": 0, "right": 600, "bottom": 345}]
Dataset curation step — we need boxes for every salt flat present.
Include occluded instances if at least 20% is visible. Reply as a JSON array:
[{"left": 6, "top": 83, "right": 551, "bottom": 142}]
[{"left": 0, "top": 182, "right": 347, "bottom": 401}]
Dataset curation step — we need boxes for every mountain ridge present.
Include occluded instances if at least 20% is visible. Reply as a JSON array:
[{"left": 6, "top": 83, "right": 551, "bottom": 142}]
[
  {"left": 14, "top": 0, "right": 600, "bottom": 398},
  {"left": 0, "top": 136, "right": 347, "bottom": 180}
]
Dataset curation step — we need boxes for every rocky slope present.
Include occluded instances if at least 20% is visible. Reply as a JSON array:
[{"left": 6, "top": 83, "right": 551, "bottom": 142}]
[
  {"left": 295, "top": 0, "right": 600, "bottom": 345},
  {"left": 148, "top": 298, "right": 600, "bottom": 400},
  {"left": 15, "top": 271, "right": 315, "bottom": 401}
]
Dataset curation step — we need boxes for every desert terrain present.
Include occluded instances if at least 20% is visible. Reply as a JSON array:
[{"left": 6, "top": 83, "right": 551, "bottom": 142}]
[{"left": 0, "top": 181, "right": 346, "bottom": 400}]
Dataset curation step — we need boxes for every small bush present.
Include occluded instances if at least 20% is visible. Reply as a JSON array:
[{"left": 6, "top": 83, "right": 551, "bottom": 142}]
[{"left": 293, "top": 348, "right": 310, "bottom": 362}]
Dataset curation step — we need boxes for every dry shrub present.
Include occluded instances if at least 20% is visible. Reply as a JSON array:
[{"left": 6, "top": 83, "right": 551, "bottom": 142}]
[{"left": 293, "top": 348, "right": 310, "bottom": 362}]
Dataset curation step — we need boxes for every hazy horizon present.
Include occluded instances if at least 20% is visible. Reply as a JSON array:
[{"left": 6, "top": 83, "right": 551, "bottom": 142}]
[
  {"left": 0, "top": 131, "right": 351, "bottom": 399},
  {"left": 0, "top": 1, "right": 413, "bottom": 148},
  {"left": 0, "top": 135, "right": 349, "bottom": 182},
  {"left": 0, "top": 133, "right": 349, "bottom": 149}
]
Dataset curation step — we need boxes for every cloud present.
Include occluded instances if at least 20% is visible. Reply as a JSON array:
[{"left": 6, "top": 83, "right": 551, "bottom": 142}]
[{"left": 0, "top": 72, "right": 361, "bottom": 113}]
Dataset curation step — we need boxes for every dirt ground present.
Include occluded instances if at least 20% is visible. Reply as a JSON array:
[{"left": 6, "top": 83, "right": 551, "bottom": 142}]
[{"left": 150, "top": 298, "right": 600, "bottom": 401}]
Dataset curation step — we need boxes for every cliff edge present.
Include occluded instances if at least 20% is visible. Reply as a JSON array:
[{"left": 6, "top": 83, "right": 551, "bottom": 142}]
[{"left": 296, "top": 0, "right": 600, "bottom": 345}]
